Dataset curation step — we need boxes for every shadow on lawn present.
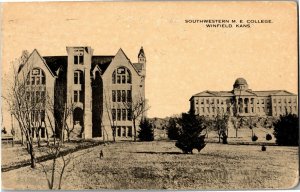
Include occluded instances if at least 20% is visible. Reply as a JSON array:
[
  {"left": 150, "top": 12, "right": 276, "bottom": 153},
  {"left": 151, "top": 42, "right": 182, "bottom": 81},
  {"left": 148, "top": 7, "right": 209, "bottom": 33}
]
[{"left": 133, "top": 151, "right": 185, "bottom": 155}]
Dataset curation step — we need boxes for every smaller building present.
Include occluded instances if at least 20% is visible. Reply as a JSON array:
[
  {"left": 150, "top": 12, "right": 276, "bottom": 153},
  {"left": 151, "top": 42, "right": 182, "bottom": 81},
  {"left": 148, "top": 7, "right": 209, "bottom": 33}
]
[{"left": 190, "top": 78, "right": 298, "bottom": 117}]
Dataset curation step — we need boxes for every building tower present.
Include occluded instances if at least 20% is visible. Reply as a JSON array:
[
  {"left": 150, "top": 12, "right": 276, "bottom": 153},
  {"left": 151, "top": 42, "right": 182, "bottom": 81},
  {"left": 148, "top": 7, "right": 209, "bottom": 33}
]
[
  {"left": 66, "top": 46, "right": 93, "bottom": 139},
  {"left": 138, "top": 46, "right": 147, "bottom": 117}
]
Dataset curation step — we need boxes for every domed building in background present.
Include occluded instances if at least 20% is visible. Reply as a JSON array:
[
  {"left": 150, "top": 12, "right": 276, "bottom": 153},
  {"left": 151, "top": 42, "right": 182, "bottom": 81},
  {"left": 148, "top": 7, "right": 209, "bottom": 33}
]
[{"left": 190, "top": 78, "right": 298, "bottom": 117}]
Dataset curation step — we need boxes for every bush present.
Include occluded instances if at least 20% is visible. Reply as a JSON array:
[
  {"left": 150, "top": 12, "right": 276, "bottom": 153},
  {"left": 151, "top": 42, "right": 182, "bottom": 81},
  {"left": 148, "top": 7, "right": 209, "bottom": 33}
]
[
  {"left": 266, "top": 134, "right": 272, "bottom": 141},
  {"left": 273, "top": 113, "right": 299, "bottom": 146},
  {"left": 138, "top": 118, "right": 154, "bottom": 141},
  {"left": 252, "top": 134, "right": 258, "bottom": 142},
  {"left": 175, "top": 112, "right": 206, "bottom": 154},
  {"left": 166, "top": 117, "right": 180, "bottom": 140}
]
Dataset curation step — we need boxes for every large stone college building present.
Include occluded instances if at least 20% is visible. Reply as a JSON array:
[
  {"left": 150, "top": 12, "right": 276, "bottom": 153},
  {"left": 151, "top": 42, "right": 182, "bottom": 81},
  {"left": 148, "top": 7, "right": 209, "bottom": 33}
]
[
  {"left": 190, "top": 78, "right": 298, "bottom": 117},
  {"left": 17, "top": 46, "right": 146, "bottom": 140}
]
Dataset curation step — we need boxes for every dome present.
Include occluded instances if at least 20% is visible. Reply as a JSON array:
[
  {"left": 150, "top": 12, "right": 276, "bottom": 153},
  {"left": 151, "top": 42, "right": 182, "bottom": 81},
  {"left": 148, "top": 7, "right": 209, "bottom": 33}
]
[
  {"left": 234, "top": 78, "right": 248, "bottom": 86},
  {"left": 233, "top": 78, "right": 248, "bottom": 90}
]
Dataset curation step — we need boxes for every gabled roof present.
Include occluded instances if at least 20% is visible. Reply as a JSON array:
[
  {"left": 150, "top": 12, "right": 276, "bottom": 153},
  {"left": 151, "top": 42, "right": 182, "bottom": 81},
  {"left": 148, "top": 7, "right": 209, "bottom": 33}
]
[
  {"left": 43, "top": 56, "right": 68, "bottom": 76},
  {"left": 18, "top": 49, "right": 56, "bottom": 77},
  {"left": 91, "top": 56, "right": 114, "bottom": 74},
  {"left": 20, "top": 48, "right": 141, "bottom": 77},
  {"left": 133, "top": 63, "right": 144, "bottom": 71},
  {"left": 112, "top": 48, "right": 140, "bottom": 76}
]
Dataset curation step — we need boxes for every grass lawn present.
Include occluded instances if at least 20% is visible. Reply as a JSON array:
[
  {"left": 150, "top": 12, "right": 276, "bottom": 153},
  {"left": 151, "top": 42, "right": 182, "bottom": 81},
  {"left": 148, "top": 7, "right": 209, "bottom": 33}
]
[{"left": 2, "top": 141, "right": 298, "bottom": 190}]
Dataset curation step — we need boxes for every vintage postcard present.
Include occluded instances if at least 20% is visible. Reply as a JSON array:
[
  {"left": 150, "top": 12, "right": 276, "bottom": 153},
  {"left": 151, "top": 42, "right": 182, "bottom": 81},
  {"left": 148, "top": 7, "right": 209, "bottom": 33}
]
[{"left": 1, "top": 1, "right": 298, "bottom": 190}]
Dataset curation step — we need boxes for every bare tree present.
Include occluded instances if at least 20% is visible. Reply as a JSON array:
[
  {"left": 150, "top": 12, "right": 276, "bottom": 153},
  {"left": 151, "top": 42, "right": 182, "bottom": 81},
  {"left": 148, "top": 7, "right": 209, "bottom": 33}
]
[
  {"left": 3, "top": 56, "right": 45, "bottom": 168},
  {"left": 37, "top": 112, "right": 92, "bottom": 190},
  {"left": 103, "top": 93, "right": 117, "bottom": 142},
  {"left": 45, "top": 91, "right": 75, "bottom": 143},
  {"left": 122, "top": 95, "right": 150, "bottom": 142}
]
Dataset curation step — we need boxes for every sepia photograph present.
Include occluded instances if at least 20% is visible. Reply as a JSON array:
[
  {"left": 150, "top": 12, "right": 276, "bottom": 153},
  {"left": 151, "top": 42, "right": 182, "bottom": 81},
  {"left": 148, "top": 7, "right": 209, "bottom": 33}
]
[{"left": 0, "top": 1, "right": 299, "bottom": 190}]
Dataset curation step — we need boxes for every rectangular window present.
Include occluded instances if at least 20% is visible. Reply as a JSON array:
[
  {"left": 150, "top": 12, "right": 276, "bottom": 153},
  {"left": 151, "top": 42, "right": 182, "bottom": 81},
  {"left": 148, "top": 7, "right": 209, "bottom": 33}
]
[
  {"left": 42, "top": 76, "right": 45, "bottom": 84},
  {"left": 206, "top": 99, "right": 209, "bottom": 104},
  {"left": 117, "top": 90, "right": 121, "bottom": 102},
  {"left": 122, "top": 126, "right": 126, "bottom": 137},
  {"left": 221, "top": 100, "right": 223, "bottom": 105},
  {"left": 279, "top": 99, "right": 281, "bottom": 104},
  {"left": 117, "top": 76, "right": 121, "bottom": 84},
  {"left": 31, "top": 77, "right": 35, "bottom": 85},
  {"left": 202, "top": 107, "right": 204, "bottom": 113},
  {"left": 41, "top": 91, "right": 45, "bottom": 104},
  {"left": 112, "top": 109, "right": 116, "bottom": 121},
  {"left": 36, "top": 91, "right": 40, "bottom": 102},
  {"left": 117, "top": 109, "right": 121, "bottom": 121},
  {"left": 112, "top": 90, "right": 116, "bottom": 102},
  {"left": 122, "top": 109, "right": 126, "bottom": 121},
  {"left": 217, "top": 99, "right": 219, "bottom": 104},
  {"left": 261, "top": 99, "right": 264, "bottom": 104},
  {"left": 41, "top": 128, "right": 45, "bottom": 138},
  {"left": 36, "top": 77, "right": 40, "bottom": 85},
  {"left": 279, "top": 106, "right": 282, "bottom": 112},
  {"left": 74, "top": 91, "right": 78, "bottom": 102},
  {"left": 127, "top": 73, "right": 131, "bottom": 84},
  {"left": 207, "top": 107, "right": 210, "bottom": 113},
  {"left": 127, "top": 109, "right": 132, "bottom": 121},
  {"left": 122, "top": 90, "right": 126, "bottom": 102},
  {"left": 195, "top": 99, "right": 198, "bottom": 105},
  {"left": 79, "top": 91, "right": 84, "bottom": 103},
  {"left": 41, "top": 110, "right": 45, "bottom": 122},
  {"left": 74, "top": 56, "right": 78, "bottom": 64},
  {"left": 117, "top": 127, "right": 121, "bottom": 137},
  {"left": 127, "top": 90, "right": 132, "bottom": 102},
  {"left": 257, "top": 100, "right": 259, "bottom": 104},
  {"left": 79, "top": 56, "right": 84, "bottom": 64},
  {"left": 211, "top": 99, "right": 214, "bottom": 104},
  {"left": 122, "top": 75, "right": 126, "bottom": 84},
  {"left": 201, "top": 99, "right": 204, "bottom": 104},
  {"left": 289, "top": 98, "right": 291, "bottom": 103},
  {"left": 127, "top": 126, "right": 132, "bottom": 137},
  {"left": 74, "top": 72, "right": 79, "bottom": 84}
]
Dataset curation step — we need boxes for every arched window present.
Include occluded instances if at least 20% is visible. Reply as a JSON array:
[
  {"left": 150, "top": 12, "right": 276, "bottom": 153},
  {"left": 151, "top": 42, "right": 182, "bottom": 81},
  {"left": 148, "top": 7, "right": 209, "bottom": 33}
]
[
  {"left": 27, "top": 68, "right": 46, "bottom": 86},
  {"left": 112, "top": 67, "right": 131, "bottom": 84},
  {"left": 74, "top": 70, "right": 83, "bottom": 84}
]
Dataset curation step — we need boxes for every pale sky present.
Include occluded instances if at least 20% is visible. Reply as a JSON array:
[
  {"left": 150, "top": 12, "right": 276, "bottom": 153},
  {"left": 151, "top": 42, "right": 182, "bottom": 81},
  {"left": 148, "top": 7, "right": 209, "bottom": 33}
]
[{"left": 1, "top": 1, "right": 298, "bottom": 126}]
